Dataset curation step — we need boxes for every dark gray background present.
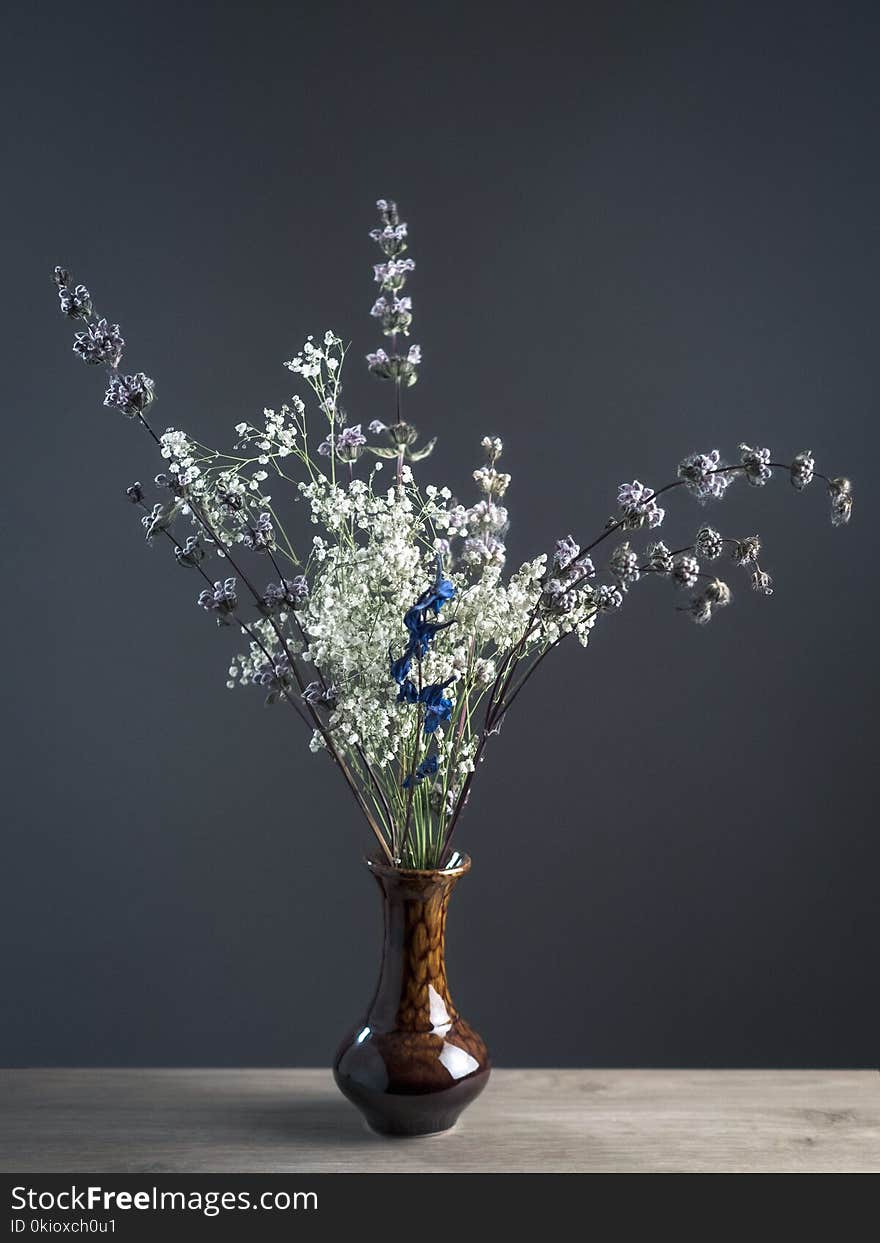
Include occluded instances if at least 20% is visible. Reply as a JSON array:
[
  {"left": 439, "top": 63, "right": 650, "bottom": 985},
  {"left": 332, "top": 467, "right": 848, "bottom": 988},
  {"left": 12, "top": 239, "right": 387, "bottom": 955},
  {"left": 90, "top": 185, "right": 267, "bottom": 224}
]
[{"left": 1, "top": 0, "right": 876, "bottom": 1068}]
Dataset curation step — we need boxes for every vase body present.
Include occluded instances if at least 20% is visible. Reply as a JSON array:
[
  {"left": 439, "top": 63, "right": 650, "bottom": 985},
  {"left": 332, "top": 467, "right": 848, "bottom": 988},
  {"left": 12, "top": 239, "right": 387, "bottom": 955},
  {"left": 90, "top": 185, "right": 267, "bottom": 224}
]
[{"left": 333, "top": 852, "right": 490, "bottom": 1136}]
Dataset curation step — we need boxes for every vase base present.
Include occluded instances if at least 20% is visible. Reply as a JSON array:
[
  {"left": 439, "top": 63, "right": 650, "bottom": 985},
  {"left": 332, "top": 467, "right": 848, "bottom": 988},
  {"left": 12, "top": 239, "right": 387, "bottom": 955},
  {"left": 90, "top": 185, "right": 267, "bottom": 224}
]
[{"left": 335, "top": 1064, "right": 490, "bottom": 1138}]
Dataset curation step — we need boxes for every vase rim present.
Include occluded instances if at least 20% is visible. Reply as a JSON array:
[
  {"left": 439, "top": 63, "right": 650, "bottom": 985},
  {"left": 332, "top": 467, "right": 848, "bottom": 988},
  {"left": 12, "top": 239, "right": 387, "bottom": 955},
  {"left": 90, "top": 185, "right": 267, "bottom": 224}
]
[{"left": 365, "top": 850, "right": 471, "bottom": 879}]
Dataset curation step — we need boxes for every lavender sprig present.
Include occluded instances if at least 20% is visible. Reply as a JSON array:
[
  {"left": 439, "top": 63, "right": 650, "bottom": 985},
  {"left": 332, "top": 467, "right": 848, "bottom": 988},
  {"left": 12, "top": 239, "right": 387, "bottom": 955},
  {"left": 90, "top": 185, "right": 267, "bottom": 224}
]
[{"left": 364, "top": 199, "right": 434, "bottom": 477}]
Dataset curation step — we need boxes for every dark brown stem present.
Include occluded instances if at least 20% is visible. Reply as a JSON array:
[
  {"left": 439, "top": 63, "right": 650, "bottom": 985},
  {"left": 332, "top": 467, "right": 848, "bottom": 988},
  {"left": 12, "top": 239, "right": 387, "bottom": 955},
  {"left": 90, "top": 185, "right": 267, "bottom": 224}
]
[{"left": 490, "top": 637, "right": 563, "bottom": 729}]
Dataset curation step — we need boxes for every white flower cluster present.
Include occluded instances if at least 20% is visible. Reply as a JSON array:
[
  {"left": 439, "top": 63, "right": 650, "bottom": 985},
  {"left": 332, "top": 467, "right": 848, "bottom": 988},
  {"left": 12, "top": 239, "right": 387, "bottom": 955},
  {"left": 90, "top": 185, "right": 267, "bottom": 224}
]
[
  {"left": 298, "top": 476, "right": 442, "bottom": 763},
  {"left": 217, "top": 412, "right": 582, "bottom": 790},
  {"left": 159, "top": 429, "right": 201, "bottom": 486},
  {"left": 234, "top": 401, "right": 303, "bottom": 459},
  {"left": 284, "top": 331, "right": 344, "bottom": 382},
  {"left": 285, "top": 461, "right": 550, "bottom": 766}
]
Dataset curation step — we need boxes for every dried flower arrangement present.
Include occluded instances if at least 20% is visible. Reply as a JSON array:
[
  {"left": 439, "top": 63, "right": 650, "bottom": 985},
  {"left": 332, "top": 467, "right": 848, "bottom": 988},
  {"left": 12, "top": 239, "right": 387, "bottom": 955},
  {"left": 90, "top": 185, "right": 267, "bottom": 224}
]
[{"left": 52, "top": 199, "right": 853, "bottom": 869}]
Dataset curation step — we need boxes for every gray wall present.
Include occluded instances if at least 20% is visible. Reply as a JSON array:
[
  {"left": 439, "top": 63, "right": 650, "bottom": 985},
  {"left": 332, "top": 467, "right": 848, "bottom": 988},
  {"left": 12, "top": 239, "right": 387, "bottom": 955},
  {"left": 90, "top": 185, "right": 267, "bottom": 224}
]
[{"left": 1, "top": 0, "right": 876, "bottom": 1067}]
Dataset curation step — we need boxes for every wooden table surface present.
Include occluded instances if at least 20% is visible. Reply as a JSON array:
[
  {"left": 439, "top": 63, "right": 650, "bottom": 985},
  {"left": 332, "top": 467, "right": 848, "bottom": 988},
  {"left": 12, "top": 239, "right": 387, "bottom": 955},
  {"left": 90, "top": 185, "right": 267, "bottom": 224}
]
[{"left": 1, "top": 1069, "right": 877, "bottom": 1173}]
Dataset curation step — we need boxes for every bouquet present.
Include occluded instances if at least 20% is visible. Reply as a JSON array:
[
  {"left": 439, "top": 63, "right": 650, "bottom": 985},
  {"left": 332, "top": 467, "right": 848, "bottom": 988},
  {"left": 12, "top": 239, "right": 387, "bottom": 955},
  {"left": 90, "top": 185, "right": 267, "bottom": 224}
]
[{"left": 51, "top": 199, "right": 853, "bottom": 870}]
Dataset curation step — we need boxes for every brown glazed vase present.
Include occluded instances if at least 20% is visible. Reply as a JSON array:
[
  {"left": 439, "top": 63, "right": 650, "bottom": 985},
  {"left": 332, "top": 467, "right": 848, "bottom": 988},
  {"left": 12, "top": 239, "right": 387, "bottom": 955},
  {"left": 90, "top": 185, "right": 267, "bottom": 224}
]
[{"left": 333, "top": 851, "right": 490, "bottom": 1136}]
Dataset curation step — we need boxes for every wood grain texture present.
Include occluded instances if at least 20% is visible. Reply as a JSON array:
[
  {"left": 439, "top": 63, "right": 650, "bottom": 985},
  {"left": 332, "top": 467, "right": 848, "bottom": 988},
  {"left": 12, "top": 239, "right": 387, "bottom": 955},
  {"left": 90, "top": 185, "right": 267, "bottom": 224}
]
[{"left": 1, "top": 1069, "right": 877, "bottom": 1173}]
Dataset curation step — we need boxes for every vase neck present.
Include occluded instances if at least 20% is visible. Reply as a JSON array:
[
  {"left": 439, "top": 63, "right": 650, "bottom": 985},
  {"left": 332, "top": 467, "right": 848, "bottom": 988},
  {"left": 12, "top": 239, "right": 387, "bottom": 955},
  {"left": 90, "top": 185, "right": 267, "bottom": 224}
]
[{"left": 365, "top": 868, "right": 462, "bottom": 1034}]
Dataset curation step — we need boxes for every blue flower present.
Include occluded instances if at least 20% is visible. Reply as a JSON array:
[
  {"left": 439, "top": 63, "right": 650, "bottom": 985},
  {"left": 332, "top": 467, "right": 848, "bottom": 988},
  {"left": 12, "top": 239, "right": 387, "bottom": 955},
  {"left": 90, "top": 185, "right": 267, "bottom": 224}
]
[
  {"left": 403, "top": 604, "right": 429, "bottom": 639},
  {"left": 403, "top": 594, "right": 454, "bottom": 648},
  {"left": 390, "top": 648, "right": 413, "bottom": 685},
  {"left": 390, "top": 558, "right": 456, "bottom": 687},
  {"left": 409, "top": 619, "right": 453, "bottom": 659},
  {"left": 414, "top": 557, "right": 456, "bottom": 615},
  {"left": 402, "top": 753, "right": 440, "bottom": 788},
  {"left": 420, "top": 683, "right": 453, "bottom": 734},
  {"left": 419, "top": 577, "right": 455, "bottom": 616},
  {"left": 397, "top": 679, "right": 419, "bottom": 703}
]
